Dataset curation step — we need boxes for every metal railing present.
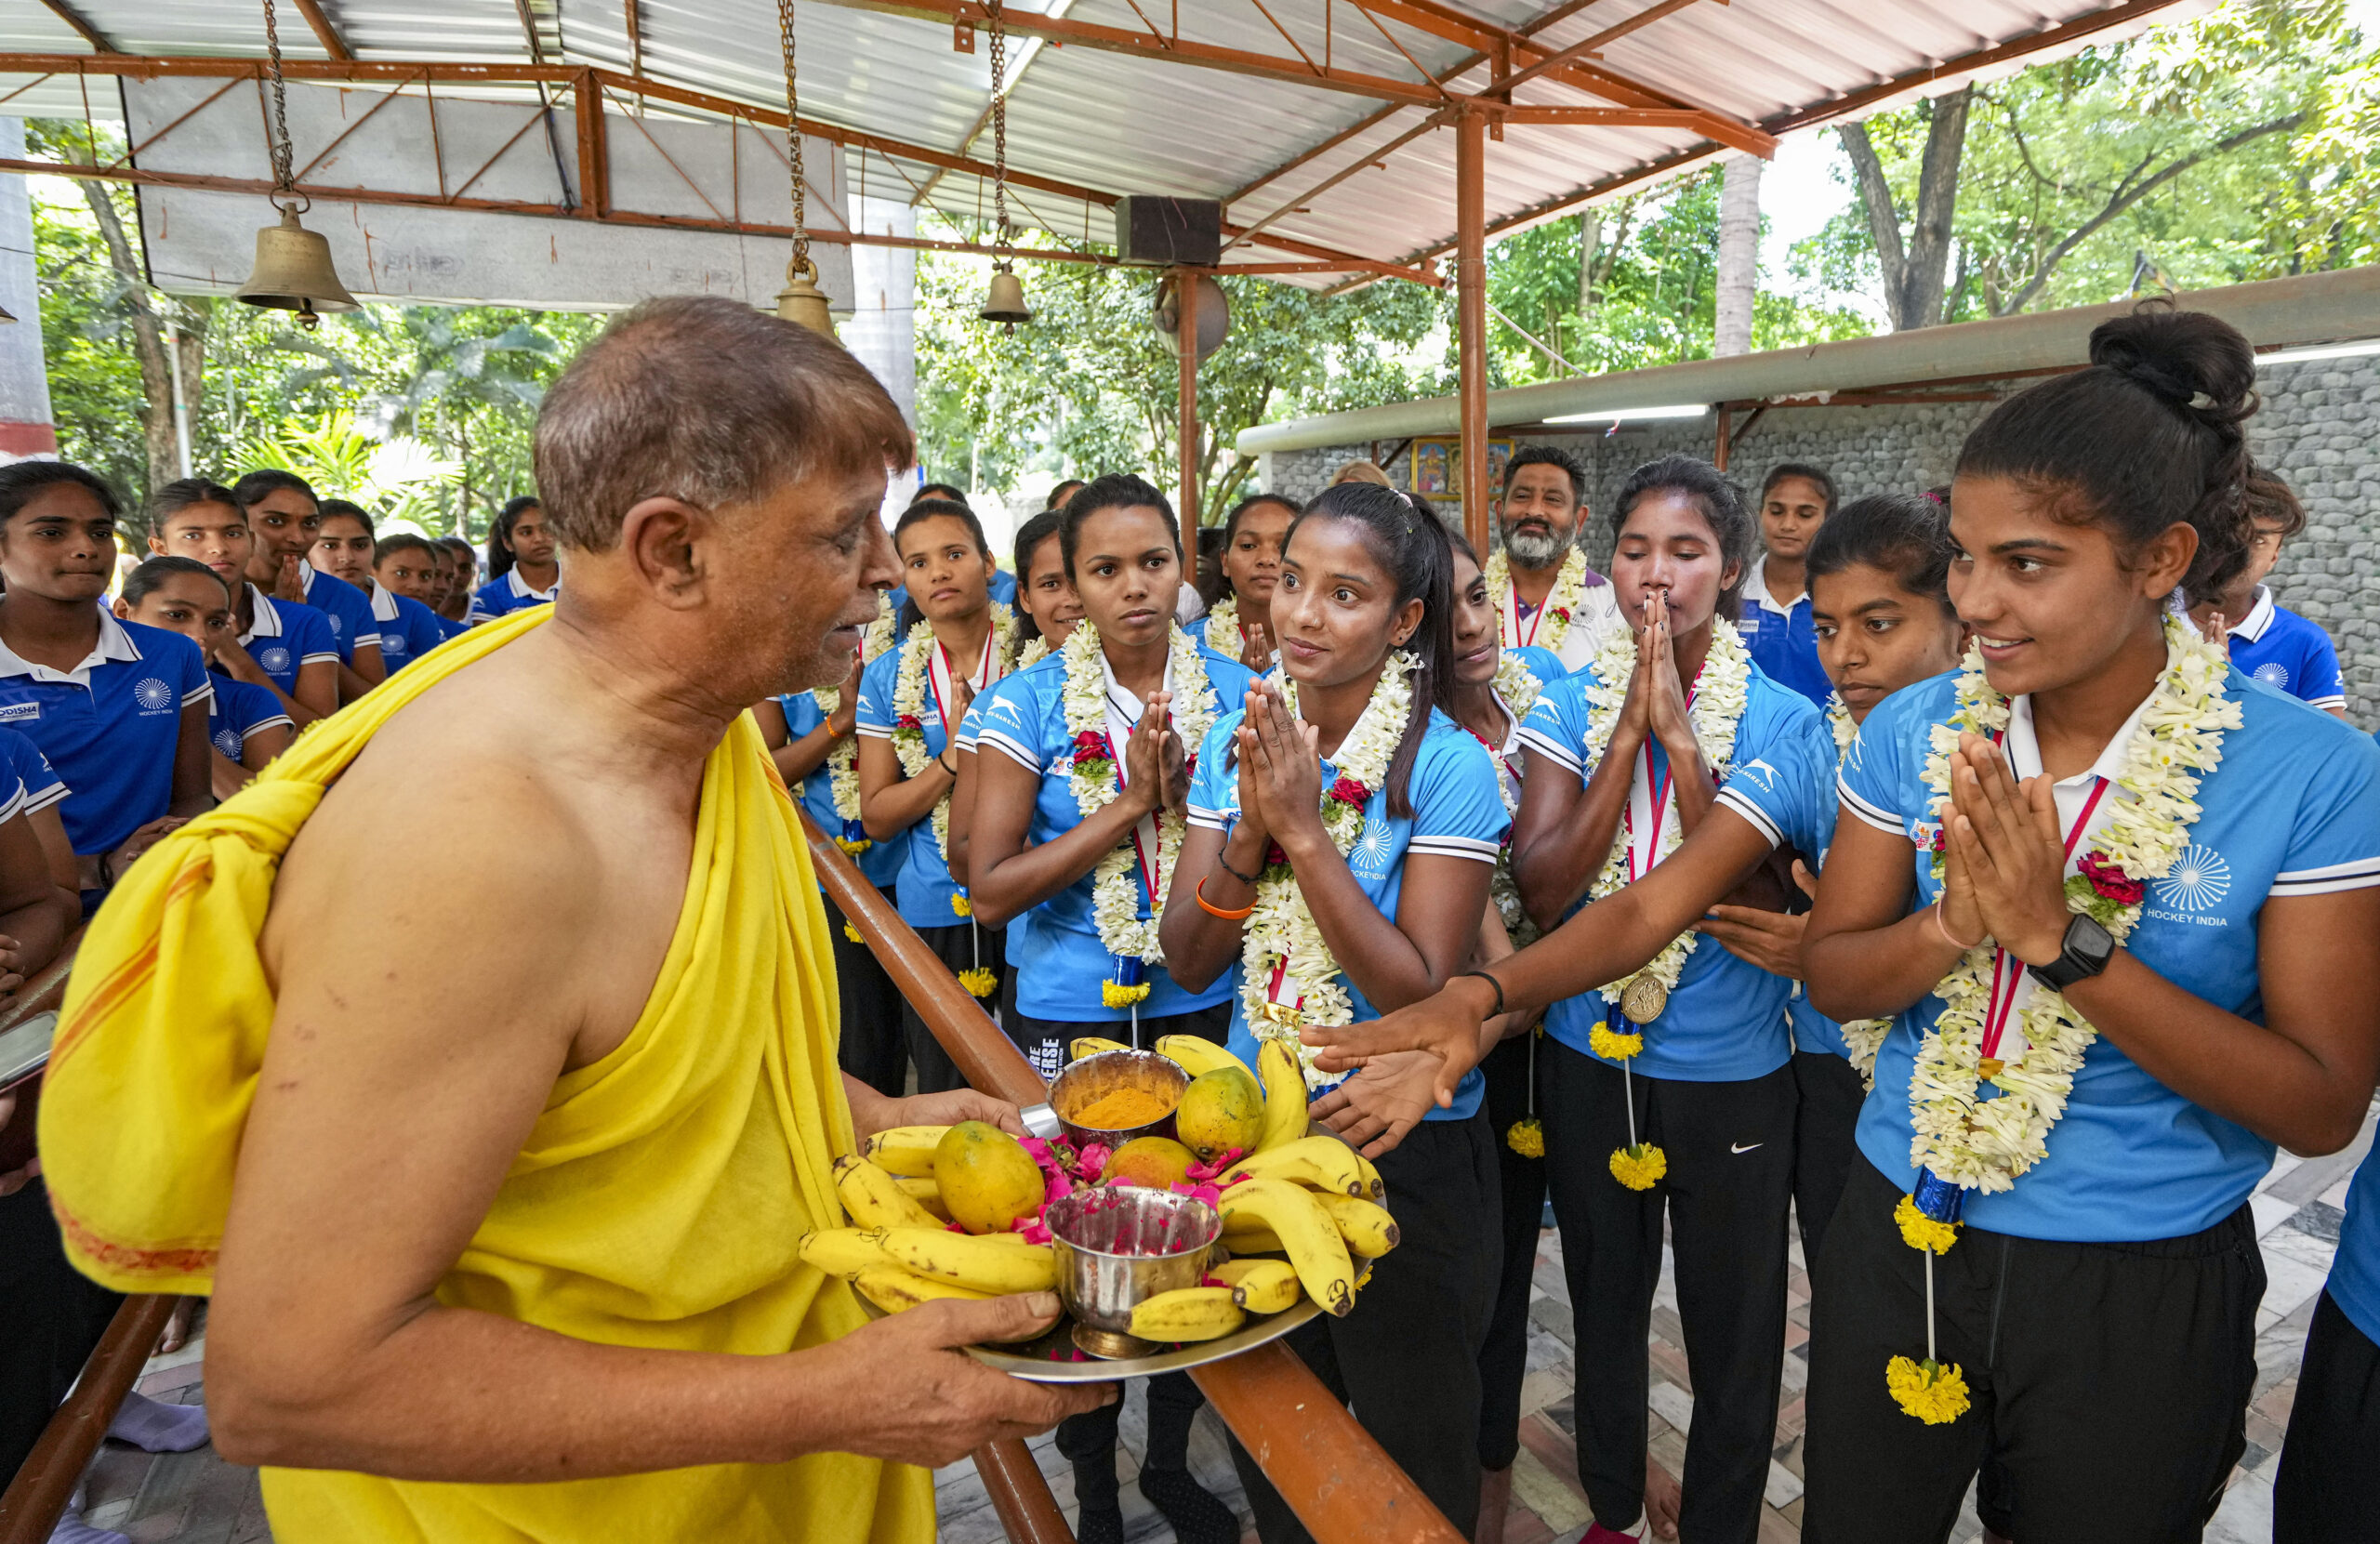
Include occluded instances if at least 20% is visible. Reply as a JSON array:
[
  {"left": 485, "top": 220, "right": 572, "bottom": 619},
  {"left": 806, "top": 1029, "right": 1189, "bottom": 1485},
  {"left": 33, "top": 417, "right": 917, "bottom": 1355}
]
[{"left": 802, "top": 811, "right": 1467, "bottom": 1544}]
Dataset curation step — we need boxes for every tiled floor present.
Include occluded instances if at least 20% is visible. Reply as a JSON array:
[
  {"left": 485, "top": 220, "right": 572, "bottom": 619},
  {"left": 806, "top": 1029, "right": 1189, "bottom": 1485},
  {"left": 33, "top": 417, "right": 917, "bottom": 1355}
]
[{"left": 64, "top": 1107, "right": 2374, "bottom": 1543}]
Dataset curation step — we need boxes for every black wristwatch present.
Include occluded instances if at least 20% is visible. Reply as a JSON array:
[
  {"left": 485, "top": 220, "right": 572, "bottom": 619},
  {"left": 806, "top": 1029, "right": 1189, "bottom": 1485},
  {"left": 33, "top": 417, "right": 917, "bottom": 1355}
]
[{"left": 2027, "top": 913, "right": 2117, "bottom": 992}]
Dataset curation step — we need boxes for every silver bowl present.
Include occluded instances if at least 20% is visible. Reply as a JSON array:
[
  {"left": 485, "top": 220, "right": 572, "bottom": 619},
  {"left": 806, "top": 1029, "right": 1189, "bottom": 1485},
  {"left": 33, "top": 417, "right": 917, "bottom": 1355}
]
[
  {"left": 1046, "top": 1048, "right": 1189, "bottom": 1149},
  {"left": 1044, "top": 1185, "right": 1222, "bottom": 1359}
]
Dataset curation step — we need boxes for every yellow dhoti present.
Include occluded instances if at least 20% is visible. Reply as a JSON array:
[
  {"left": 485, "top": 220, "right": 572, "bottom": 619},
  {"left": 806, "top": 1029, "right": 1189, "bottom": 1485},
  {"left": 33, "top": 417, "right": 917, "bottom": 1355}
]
[{"left": 38, "top": 607, "right": 934, "bottom": 1544}]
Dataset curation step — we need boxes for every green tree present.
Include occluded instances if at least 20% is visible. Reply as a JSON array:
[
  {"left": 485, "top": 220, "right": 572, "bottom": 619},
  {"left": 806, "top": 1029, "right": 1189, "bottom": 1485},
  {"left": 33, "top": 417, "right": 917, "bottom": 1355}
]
[{"left": 915, "top": 239, "right": 1450, "bottom": 523}]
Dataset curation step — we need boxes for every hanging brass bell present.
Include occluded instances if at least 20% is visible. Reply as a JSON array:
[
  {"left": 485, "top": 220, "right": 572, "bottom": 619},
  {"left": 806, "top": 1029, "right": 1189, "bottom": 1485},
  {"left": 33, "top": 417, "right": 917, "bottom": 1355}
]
[
  {"left": 774, "top": 256, "right": 837, "bottom": 338},
  {"left": 981, "top": 264, "right": 1030, "bottom": 329},
  {"left": 234, "top": 205, "right": 359, "bottom": 331}
]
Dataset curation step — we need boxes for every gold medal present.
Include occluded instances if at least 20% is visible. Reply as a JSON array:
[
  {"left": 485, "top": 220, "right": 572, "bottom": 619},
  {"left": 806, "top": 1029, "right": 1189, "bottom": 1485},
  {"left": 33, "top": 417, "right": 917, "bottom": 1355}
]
[
  {"left": 1620, "top": 975, "right": 1668, "bottom": 1025},
  {"left": 1260, "top": 1002, "right": 1302, "bottom": 1027}
]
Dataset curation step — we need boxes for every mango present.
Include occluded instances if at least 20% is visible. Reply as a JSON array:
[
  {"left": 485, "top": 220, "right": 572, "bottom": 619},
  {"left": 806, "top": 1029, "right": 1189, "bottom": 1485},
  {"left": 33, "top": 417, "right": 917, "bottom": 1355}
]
[
  {"left": 932, "top": 1121, "right": 1048, "bottom": 1235},
  {"left": 1173, "top": 1066, "right": 1265, "bottom": 1164},
  {"left": 1104, "top": 1136, "right": 1197, "bottom": 1190}
]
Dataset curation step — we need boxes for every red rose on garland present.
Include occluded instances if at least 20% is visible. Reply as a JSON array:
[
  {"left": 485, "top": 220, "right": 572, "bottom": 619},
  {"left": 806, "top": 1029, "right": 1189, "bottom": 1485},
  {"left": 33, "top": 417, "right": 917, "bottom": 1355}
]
[
  {"left": 2076, "top": 852, "right": 2144, "bottom": 905},
  {"left": 1328, "top": 775, "right": 1369, "bottom": 810},
  {"left": 1072, "top": 729, "right": 1115, "bottom": 763},
  {"left": 894, "top": 713, "right": 923, "bottom": 731}
]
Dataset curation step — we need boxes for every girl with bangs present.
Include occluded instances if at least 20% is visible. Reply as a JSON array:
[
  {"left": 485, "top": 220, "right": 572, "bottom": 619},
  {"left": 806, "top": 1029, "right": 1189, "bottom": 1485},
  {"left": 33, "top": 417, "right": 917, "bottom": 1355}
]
[{"left": 1196, "top": 493, "right": 1296, "bottom": 672}]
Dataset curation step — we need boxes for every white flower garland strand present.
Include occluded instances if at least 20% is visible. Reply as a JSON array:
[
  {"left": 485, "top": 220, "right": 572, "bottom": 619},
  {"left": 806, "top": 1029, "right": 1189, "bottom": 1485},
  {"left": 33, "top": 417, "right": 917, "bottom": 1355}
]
[
  {"left": 1486, "top": 650, "right": 1550, "bottom": 945},
  {"left": 1241, "top": 652, "right": 1418, "bottom": 1087},
  {"left": 1907, "top": 614, "right": 2237, "bottom": 1193},
  {"left": 1485, "top": 547, "right": 1591, "bottom": 654},
  {"left": 814, "top": 601, "right": 900, "bottom": 847},
  {"left": 1203, "top": 594, "right": 1246, "bottom": 659},
  {"left": 1578, "top": 621, "right": 1752, "bottom": 1007},
  {"left": 890, "top": 601, "right": 1015, "bottom": 867},
  {"left": 1060, "top": 620, "right": 1221, "bottom": 968},
  {"left": 1825, "top": 693, "right": 1891, "bottom": 1088}
]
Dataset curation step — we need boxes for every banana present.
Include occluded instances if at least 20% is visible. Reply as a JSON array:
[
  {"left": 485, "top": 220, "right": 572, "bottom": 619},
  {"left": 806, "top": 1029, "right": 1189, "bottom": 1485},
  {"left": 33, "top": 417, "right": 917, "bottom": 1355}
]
[
  {"left": 1223, "top": 1135, "right": 1375, "bottom": 1198},
  {"left": 859, "top": 1126, "right": 951, "bottom": 1179},
  {"left": 1216, "top": 1178, "right": 1355, "bottom": 1316},
  {"left": 799, "top": 1227, "right": 892, "bottom": 1277},
  {"left": 1070, "top": 1036, "right": 1132, "bottom": 1062},
  {"left": 851, "top": 1264, "right": 994, "bottom": 1314},
  {"left": 1351, "top": 1148, "right": 1385, "bottom": 1202},
  {"left": 1156, "top": 1036, "right": 1253, "bottom": 1083},
  {"left": 873, "top": 1226, "right": 1060, "bottom": 1294},
  {"left": 1210, "top": 1258, "right": 1302, "bottom": 1313},
  {"left": 1314, "top": 1193, "right": 1400, "bottom": 1258},
  {"left": 895, "top": 1176, "right": 951, "bottom": 1221},
  {"left": 1254, "top": 1038, "right": 1310, "bottom": 1152},
  {"left": 1220, "top": 1223, "right": 1287, "bottom": 1256},
  {"left": 1130, "top": 1287, "right": 1246, "bottom": 1342},
  {"left": 835, "top": 1155, "right": 944, "bottom": 1229}
]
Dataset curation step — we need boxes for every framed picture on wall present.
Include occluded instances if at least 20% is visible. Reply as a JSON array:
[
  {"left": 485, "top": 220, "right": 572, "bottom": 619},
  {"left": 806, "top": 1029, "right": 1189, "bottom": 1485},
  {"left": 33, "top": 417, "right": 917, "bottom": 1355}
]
[{"left": 1409, "top": 437, "right": 1514, "bottom": 498}]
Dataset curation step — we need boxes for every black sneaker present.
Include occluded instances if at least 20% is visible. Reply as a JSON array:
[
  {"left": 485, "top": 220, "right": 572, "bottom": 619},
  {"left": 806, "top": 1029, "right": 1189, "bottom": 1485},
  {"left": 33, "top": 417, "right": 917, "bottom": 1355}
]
[{"left": 1136, "top": 1465, "right": 1239, "bottom": 1544}]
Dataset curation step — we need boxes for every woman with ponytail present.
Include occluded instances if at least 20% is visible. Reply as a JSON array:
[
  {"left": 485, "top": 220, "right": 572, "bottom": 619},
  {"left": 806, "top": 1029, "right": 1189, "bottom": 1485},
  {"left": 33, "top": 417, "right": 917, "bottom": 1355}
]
[
  {"left": 1778, "top": 305, "right": 2380, "bottom": 1541},
  {"left": 1160, "top": 482, "right": 1508, "bottom": 1542}
]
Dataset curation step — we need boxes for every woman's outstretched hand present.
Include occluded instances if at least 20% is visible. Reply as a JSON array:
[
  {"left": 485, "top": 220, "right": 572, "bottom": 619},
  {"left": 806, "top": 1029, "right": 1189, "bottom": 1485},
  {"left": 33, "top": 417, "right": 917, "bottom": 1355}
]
[{"left": 1302, "top": 972, "right": 1501, "bottom": 1109}]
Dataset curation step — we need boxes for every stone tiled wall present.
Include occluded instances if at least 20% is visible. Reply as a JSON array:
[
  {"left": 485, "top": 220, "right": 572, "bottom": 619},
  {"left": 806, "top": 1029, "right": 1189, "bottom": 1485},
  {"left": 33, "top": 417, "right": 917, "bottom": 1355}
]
[{"left": 1257, "top": 353, "right": 2380, "bottom": 725}]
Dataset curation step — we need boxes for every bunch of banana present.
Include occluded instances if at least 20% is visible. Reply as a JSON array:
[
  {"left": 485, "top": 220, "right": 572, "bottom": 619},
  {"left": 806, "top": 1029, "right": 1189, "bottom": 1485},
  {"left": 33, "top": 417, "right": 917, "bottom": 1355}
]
[
  {"left": 858, "top": 1126, "right": 947, "bottom": 1179},
  {"left": 800, "top": 1222, "right": 1058, "bottom": 1310},
  {"left": 1154, "top": 1036, "right": 1316, "bottom": 1159},
  {"left": 1213, "top": 1175, "right": 1402, "bottom": 1318},
  {"left": 1069, "top": 1036, "right": 1131, "bottom": 1062}
]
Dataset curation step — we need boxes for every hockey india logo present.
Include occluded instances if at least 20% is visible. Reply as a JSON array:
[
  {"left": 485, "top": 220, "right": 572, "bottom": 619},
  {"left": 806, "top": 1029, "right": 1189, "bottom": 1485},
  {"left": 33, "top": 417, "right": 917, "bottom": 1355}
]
[
  {"left": 2153, "top": 844, "right": 2232, "bottom": 914},
  {"left": 133, "top": 678, "right": 174, "bottom": 712},
  {"left": 260, "top": 647, "right": 292, "bottom": 675},
  {"left": 1350, "top": 818, "right": 1395, "bottom": 878},
  {"left": 2253, "top": 662, "right": 2290, "bottom": 688},
  {"left": 213, "top": 728, "right": 240, "bottom": 758}
]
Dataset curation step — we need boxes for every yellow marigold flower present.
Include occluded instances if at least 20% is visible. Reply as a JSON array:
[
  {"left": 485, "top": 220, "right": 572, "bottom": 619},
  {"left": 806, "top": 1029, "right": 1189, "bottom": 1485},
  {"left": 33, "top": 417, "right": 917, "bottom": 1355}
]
[
  {"left": 833, "top": 836, "right": 872, "bottom": 856},
  {"left": 1589, "top": 1024, "right": 1645, "bottom": 1061},
  {"left": 951, "top": 893, "right": 973, "bottom": 917},
  {"left": 1103, "top": 980, "right": 1152, "bottom": 1008},
  {"left": 1885, "top": 1355, "right": 1971, "bottom": 1425},
  {"left": 959, "top": 967, "right": 998, "bottom": 998},
  {"left": 1895, "top": 1194, "right": 1962, "bottom": 1255},
  {"left": 1608, "top": 1142, "right": 1666, "bottom": 1190},
  {"left": 842, "top": 921, "right": 863, "bottom": 944},
  {"left": 1506, "top": 1117, "right": 1544, "bottom": 1158}
]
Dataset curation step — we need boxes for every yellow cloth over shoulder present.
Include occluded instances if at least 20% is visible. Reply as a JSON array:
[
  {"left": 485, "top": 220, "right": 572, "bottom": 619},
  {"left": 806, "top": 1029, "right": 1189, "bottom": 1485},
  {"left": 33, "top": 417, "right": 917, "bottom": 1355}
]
[{"left": 39, "top": 605, "right": 933, "bottom": 1544}]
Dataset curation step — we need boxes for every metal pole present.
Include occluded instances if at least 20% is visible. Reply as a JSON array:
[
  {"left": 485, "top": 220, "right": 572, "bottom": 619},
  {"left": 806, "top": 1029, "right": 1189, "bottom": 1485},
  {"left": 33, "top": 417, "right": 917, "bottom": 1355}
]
[
  {"left": 1455, "top": 106, "right": 1488, "bottom": 552},
  {"left": 165, "top": 320, "right": 192, "bottom": 478},
  {"left": 1178, "top": 268, "right": 1199, "bottom": 546}
]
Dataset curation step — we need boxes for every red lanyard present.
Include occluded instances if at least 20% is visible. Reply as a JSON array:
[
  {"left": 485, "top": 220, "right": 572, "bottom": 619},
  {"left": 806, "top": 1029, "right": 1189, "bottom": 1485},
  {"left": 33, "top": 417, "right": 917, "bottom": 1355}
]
[
  {"left": 1620, "top": 690, "right": 1695, "bottom": 882},
  {"left": 926, "top": 627, "right": 997, "bottom": 737},
  {"left": 1978, "top": 772, "right": 2110, "bottom": 1056}
]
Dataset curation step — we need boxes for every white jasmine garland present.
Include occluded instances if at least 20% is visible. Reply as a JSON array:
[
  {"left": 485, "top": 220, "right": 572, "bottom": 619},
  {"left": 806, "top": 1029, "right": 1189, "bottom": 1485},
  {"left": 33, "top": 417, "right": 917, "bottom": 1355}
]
[
  {"left": 890, "top": 602, "right": 1015, "bottom": 864},
  {"left": 1484, "top": 651, "right": 1550, "bottom": 944},
  {"left": 1015, "top": 636, "right": 1051, "bottom": 668},
  {"left": 1486, "top": 547, "right": 1591, "bottom": 654},
  {"left": 1578, "top": 621, "right": 1752, "bottom": 1009},
  {"left": 1823, "top": 693, "right": 1890, "bottom": 1087},
  {"left": 1241, "top": 652, "right": 1418, "bottom": 1087},
  {"left": 814, "top": 600, "right": 901, "bottom": 840},
  {"left": 1060, "top": 620, "right": 1221, "bottom": 967},
  {"left": 1907, "top": 614, "right": 2236, "bottom": 1193},
  {"left": 1203, "top": 594, "right": 1247, "bottom": 659}
]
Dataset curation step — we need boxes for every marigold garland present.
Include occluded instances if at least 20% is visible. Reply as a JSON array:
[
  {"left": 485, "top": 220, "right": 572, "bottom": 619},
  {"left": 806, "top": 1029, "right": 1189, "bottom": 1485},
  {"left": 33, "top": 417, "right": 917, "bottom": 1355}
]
[
  {"left": 1240, "top": 653, "right": 1418, "bottom": 1087},
  {"left": 959, "top": 967, "right": 998, "bottom": 998},
  {"left": 1608, "top": 1143, "right": 1666, "bottom": 1191},
  {"left": 1506, "top": 1117, "right": 1544, "bottom": 1158},
  {"left": 1894, "top": 1194, "right": 1961, "bottom": 1255},
  {"left": 1885, "top": 1356, "right": 1971, "bottom": 1425},
  {"left": 1588, "top": 1024, "right": 1644, "bottom": 1061}
]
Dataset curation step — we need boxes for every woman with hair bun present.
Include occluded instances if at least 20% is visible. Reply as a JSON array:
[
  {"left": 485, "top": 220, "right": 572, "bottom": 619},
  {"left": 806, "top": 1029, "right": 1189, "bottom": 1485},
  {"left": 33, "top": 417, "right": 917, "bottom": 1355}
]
[{"left": 1774, "top": 305, "right": 2380, "bottom": 1541}]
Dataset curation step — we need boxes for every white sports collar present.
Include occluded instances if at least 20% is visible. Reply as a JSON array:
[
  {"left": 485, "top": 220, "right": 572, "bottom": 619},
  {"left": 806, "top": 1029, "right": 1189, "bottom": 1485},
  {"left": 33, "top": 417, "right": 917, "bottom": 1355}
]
[
  {"left": 2227, "top": 586, "right": 2276, "bottom": 643},
  {"left": 241, "top": 585, "right": 288, "bottom": 645},
  {"left": 0, "top": 609, "right": 143, "bottom": 686},
  {"left": 1740, "top": 561, "right": 1800, "bottom": 618},
  {"left": 507, "top": 568, "right": 559, "bottom": 601},
  {"left": 368, "top": 578, "right": 402, "bottom": 622}
]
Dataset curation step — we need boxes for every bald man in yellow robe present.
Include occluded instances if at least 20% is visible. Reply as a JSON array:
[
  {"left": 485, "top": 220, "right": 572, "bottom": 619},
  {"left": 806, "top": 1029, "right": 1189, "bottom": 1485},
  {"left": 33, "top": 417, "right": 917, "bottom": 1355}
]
[{"left": 40, "top": 297, "right": 1107, "bottom": 1542}]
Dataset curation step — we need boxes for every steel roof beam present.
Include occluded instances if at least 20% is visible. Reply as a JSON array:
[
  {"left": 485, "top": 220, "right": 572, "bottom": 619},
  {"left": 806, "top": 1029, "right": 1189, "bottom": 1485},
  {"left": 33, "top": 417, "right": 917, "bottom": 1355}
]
[
  {"left": 290, "top": 0, "right": 354, "bottom": 61},
  {"left": 34, "top": 0, "right": 116, "bottom": 55}
]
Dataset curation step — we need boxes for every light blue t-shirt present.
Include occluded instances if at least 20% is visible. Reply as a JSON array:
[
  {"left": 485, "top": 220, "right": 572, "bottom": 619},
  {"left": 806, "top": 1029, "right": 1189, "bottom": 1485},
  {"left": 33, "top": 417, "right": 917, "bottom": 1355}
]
[
  {"left": 206, "top": 674, "right": 293, "bottom": 764},
  {"left": 0, "top": 614, "right": 211, "bottom": 855},
  {"left": 778, "top": 689, "right": 905, "bottom": 892},
  {"left": 2329, "top": 1141, "right": 2380, "bottom": 1345},
  {"left": 298, "top": 563, "right": 383, "bottom": 665},
  {"left": 1519, "top": 658, "right": 1831, "bottom": 1082},
  {"left": 2224, "top": 587, "right": 2346, "bottom": 712},
  {"left": 237, "top": 587, "right": 340, "bottom": 700},
  {"left": 854, "top": 637, "right": 1011, "bottom": 930},
  {"left": 1838, "top": 667, "right": 2380, "bottom": 1243},
  {"left": 1187, "top": 703, "right": 1507, "bottom": 1122},
  {"left": 974, "top": 642, "right": 1256, "bottom": 1023}
]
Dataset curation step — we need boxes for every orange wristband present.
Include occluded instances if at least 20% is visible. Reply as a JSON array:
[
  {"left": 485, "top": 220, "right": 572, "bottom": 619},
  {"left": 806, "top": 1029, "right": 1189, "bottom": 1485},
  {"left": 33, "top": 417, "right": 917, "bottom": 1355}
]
[{"left": 1197, "top": 875, "right": 1256, "bottom": 920}]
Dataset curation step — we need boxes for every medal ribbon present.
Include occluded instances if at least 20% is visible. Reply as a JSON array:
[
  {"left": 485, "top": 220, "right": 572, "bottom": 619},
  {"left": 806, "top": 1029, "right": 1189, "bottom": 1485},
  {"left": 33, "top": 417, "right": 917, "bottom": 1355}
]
[
  {"left": 1505, "top": 584, "right": 1542, "bottom": 650},
  {"left": 1621, "top": 690, "right": 1696, "bottom": 883},
  {"left": 1977, "top": 769, "right": 2109, "bottom": 1060}
]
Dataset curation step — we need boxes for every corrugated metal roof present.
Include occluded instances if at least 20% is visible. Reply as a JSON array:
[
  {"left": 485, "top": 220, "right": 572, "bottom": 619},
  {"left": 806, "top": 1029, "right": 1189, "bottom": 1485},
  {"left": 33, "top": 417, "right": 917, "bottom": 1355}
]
[{"left": 2, "top": 0, "right": 2211, "bottom": 284}]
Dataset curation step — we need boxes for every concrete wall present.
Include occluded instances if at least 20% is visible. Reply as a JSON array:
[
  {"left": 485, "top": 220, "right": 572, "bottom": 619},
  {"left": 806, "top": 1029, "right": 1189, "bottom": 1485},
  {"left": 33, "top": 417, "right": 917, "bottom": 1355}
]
[{"left": 1259, "top": 352, "right": 2380, "bottom": 727}]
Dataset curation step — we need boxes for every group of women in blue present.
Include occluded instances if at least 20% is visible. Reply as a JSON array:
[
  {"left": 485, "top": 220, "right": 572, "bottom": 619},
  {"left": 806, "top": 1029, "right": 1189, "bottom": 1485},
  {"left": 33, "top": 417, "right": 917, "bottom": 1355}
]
[{"left": 1285, "top": 306, "right": 2380, "bottom": 1544}]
